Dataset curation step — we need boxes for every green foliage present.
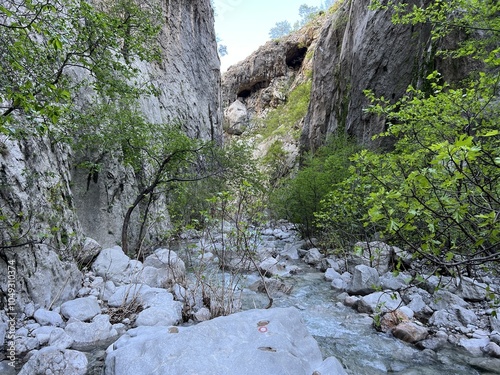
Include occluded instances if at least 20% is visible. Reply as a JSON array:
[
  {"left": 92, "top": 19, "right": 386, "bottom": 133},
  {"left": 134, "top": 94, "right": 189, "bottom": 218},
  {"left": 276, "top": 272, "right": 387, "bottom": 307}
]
[
  {"left": 167, "top": 141, "right": 265, "bottom": 234},
  {"left": 190, "top": 176, "right": 271, "bottom": 317},
  {"left": 269, "top": 134, "right": 360, "bottom": 238},
  {"left": 268, "top": 1, "right": 333, "bottom": 39},
  {"left": 0, "top": 0, "right": 161, "bottom": 138},
  {"left": 262, "top": 140, "right": 289, "bottom": 184},
  {"left": 318, "top": 1, "right": 500, "bottom": 273},
  {"left": 259, "top": 80, "right": 312, "bottom": 140}
]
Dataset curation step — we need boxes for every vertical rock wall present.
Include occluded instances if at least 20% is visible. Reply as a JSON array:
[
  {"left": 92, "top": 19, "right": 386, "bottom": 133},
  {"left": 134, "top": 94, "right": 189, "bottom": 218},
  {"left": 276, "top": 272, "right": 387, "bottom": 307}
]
[
  {"left": 72, "top": 0, "right": 222, "bottom": 249},
  {"left": 301, "top": 0, "right": 477, "bottom": 152},
  {"left": 301, "top": 0, "right": 432, "bottom": 152}
]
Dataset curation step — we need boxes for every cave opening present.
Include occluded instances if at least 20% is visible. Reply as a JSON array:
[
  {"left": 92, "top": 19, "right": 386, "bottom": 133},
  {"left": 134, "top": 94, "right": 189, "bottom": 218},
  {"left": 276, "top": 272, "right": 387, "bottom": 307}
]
[
  {"left": 286, "top": 45, "right": 308, "bottom": 69},
  {"left": 237, "top": 80, "right": 271, "bottom": 99}
]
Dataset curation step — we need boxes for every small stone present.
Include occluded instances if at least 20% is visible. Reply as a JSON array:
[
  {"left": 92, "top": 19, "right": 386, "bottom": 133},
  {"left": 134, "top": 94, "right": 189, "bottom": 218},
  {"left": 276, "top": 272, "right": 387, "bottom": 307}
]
[
  {"left": 61, "top": 297, "right": 101, "bottom": 322},
  {"left": 483, "top": 342, "right": 500, "bottom": 358},
  {"left": 32, "top": 326, "right": 57, "bottom": 345},
  {"left": 344, "top": 296, "right": 359, "bottom": 308},
  {"left": 194, "top": 307, "right": 211, "bottom": 322},
  {"left": 378, "top": 310, "right": 409, "bottom": 333},
  {"left": 393, "top": 322, "right": 429, "bottom": 343},
  {"left": 33, "top": 308, "right": 64, "bottom": 327},
  {"left": 325, "top": 268, "right": 341, "bottom": 281},
  {"left": 48, "top": 328, "right": 74, "bottom": 350}
]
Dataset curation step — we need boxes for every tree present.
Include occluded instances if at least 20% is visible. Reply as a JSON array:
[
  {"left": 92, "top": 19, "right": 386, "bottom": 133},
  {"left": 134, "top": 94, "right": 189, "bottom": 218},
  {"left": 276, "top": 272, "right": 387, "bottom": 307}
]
[
  {"left": 269, "top": 20, "right": 292, "bottom": 39},
  {"left": 269, "top": 134, "right": 360, "bottom": 239},
  {"left": 321, "top": 0, "right": 336, "bottom": 10},
  {"left": 298, "top": 4, "right": 319, "bottom": 26},
  {"left": 318, "top": 0, "right": 500, "bottom": 277},
  {"left": 218, "top": 44, "right": 228, "bottom": 57},
  {"left": 0, "top": 0, "right": 161, "bottom": 138}
]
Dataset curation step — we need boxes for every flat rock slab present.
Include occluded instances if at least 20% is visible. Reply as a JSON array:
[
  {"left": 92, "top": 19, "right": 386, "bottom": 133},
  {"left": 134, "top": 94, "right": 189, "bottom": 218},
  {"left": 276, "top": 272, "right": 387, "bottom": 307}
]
[{"left": 105, "top": 307, "right": 347, "bottom": 375}]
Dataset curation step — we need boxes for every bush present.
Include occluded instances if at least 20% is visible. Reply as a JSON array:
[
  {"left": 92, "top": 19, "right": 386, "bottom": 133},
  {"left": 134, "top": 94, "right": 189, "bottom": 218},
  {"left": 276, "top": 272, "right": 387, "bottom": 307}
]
[
  {"left": 269, "top": 134, "right": 360, "bottom": 238},
  {"left": 259, "top": 81, "right": 312, "bottom": 140},
  {"left": 167, "top": 141, "right": 265, "bottom": 234}
]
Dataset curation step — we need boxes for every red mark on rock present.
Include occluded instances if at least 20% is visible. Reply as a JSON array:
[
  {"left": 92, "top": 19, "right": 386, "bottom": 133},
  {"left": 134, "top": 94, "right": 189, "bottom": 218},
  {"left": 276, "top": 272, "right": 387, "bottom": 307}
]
[{"left": 258, "top": 326, "right": 268, "bottom": 333}]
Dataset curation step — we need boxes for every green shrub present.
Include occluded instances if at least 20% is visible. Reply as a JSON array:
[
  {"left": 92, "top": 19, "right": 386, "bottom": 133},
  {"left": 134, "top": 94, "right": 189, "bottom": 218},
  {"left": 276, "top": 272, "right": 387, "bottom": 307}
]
[
  {"left": 259, "top": 81, "right": 312, "bottom": 140},
  {"left": 167, "top": 141, "right": 265, "bottom": 234},
  {"left": 269, "top": 134, "right": 360, "bottom": 238},
  {"left": 318, "top": 0, "right": 500, "bottom": 276}
]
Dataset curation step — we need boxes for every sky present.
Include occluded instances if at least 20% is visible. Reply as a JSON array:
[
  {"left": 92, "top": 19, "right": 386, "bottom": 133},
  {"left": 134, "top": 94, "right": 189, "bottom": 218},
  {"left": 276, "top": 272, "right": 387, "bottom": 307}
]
[{"left": 213, "top": 0, "right": 326, "bottom": 72}]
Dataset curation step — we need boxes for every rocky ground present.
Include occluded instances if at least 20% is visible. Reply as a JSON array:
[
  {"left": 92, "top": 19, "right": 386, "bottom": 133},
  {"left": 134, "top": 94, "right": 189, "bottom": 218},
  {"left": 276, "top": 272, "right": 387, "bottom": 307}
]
[{"left": 1, "top": 222, "right": 499, "bottom": 374}]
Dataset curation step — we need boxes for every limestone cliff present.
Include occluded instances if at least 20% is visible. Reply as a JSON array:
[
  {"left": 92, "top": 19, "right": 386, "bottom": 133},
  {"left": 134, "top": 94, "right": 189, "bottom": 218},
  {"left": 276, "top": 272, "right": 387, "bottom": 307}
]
[
  {"left": 0, "top": 0, "right": 221, "bottom": 309},
  {"left": 221, "top": 14, "right": 326, "bottom": 174},
  {"left": 301, "top": 0, "right": 432, "bottom": 151},
  {"left": 302, "top": 0, "right": 477, "bottom": 152},
  {"left": 222, "top": 0, "right": 474, "bottom": 156},
  {"left": 72, "top": 0, "right": 222, "bottom": 250}
]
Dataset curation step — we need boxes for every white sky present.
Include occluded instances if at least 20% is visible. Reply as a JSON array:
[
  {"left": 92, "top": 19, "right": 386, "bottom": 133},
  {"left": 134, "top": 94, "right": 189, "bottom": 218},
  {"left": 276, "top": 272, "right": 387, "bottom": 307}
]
[{"left": 214, "top": 0, "right": 326, "bottom": 72}]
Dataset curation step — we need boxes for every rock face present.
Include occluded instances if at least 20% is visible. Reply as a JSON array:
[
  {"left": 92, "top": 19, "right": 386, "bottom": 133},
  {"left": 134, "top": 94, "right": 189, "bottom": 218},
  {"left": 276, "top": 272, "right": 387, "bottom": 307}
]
[
  {"left": 0, "top": 0, "right": 221, "bottom": 309},
  {"left": 72, "top": 0, "right": 222, "bottom": 248},
  {"left": 105, "top": 307, "right": 347, "bottom": 375},
  {"left": 222, "top": 20, "right": 320, "bottom": 109},
  {"left": 301, "top": 0, "right": 476, "bottom": 151},
  {"left": 221, "top": 14, "right": 325, "bottom": 175},
  {"left": 301, "top": 0, "right": 432, "bottom": 150}
]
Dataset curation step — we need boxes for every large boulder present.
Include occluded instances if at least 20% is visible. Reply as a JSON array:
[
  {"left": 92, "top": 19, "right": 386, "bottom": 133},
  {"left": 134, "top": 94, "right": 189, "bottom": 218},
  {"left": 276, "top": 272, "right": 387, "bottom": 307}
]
[
  {"left": 428, "top": 306, "right": 477, "bottom": 329},
  {"left": 429, "top": 290, "right": 469, "bottom": 311},
  {"left": 357, "top": 291, "right": 403, "bottom": 314},
  {"left": 76, "top": 237, "right": 102, "bottom": 268},
  {"left": 107, "top": 284, "right": 152, "bottom": 307},
  {"left": 135, "top": 288, "right": 183, "bottom": 327},
  {"left": 347, "top": 265, "right": 380, "bottom": 295},
  {"left": 143, "top": 249, "right": 185, "bottom": 284},
  {"left": 347, "top": 241, "right": 398, "bottom": 275},
  {"left": 303, "top": 248, "right": 324, "bottom": 266},
  {"left": 105, "top": 307, "right": 347, "bottom": 375},
  {"left": 451, "top": 277, "right": 489, "bottom": 302},
  {"left": 91, "top": 246, "right": 135, "bottom": 285},
  {"left": 223, "top": 100, "right": 249, "bottom": 135},
  {"left": 65, "top": 314, "right": 118, "bottom": 350}
]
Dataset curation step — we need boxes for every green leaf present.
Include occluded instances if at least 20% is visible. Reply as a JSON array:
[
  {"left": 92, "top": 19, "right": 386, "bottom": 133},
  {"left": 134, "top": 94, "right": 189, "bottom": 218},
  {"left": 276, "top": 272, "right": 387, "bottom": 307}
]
[
  {"left": 0, "top": 5, "right": 13, "bottom": 16},
  {"left": 480, "top": 130, "right": 499, "bottom": 137},
  {"left": 49, "top": 37, "right": 63, "bottom": 50}
]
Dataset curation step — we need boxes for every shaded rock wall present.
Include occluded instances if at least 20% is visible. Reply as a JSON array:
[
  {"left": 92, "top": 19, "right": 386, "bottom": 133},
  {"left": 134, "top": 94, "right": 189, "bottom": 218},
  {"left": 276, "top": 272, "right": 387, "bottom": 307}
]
[
  {"left": 301, "top": 0, "right": 477, "bottom": 152},
  {"left": 301, "top": 0, "right": 432, "bottom": 151},
  {"left": 222, "top": 19, "right": 320, "bottom": 112},
  {"left": 73, "top": 0, "right": 222, "bottom": 248}
]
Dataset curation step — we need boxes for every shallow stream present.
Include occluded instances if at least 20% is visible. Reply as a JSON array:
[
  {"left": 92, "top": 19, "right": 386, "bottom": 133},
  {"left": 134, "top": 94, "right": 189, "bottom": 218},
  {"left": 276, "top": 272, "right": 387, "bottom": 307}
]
[{"left": 242, "top": 263, "right": 497, "bottom": 375}]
